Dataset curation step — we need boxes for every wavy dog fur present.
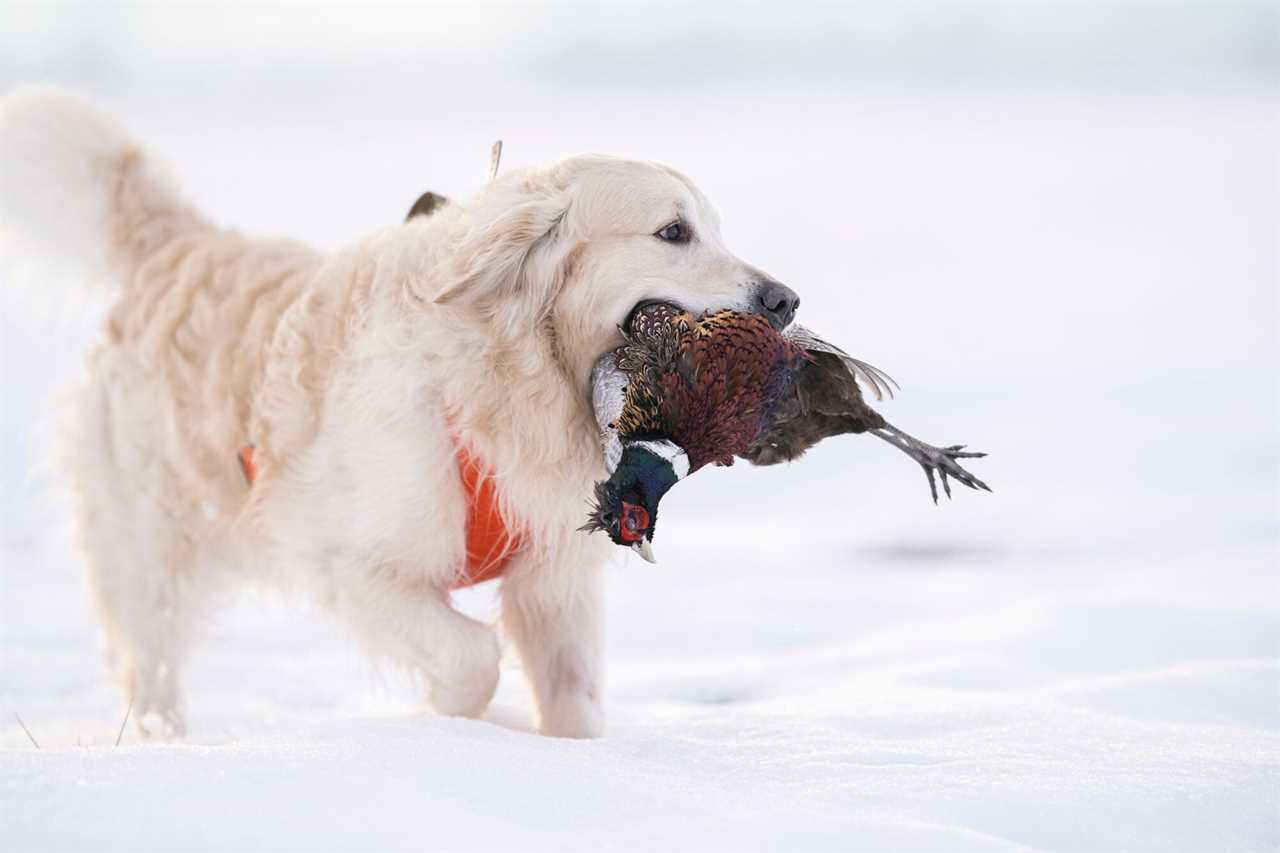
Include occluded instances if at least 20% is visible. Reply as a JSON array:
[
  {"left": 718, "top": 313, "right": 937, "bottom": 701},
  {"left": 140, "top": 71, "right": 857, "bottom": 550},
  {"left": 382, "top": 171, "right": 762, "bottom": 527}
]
[{"left": 0, "top": 89, "right": 778, "bottom": 738}]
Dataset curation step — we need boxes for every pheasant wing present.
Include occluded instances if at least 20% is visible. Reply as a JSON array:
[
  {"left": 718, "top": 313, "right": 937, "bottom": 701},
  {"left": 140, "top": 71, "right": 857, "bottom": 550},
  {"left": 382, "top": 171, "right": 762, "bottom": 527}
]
[
  {"left": 590, "top": 350, "right": 629, "bottom": 472},
  {"left": 783, "top": 325, "right": 899, "bottom": 402},
  {"left": 746, "top": 325, "right": 895, "bottom": 466}
]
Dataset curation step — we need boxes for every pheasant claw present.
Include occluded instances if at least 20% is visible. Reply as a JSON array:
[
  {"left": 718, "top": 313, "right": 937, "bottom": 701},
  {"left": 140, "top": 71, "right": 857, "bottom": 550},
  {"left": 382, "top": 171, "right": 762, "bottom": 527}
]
[
  {"left": 921, "top": 463, "right": 939, "bottom": 504},
  {"left": 875, "top": 424, "right": 992, "bottom": 504}
]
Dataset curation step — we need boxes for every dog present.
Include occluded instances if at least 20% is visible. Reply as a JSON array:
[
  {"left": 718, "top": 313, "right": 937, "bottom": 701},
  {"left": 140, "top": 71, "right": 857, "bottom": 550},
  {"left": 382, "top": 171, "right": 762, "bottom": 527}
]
[{"left": 0, "top": 89, "right": 801, "bottom": 738}]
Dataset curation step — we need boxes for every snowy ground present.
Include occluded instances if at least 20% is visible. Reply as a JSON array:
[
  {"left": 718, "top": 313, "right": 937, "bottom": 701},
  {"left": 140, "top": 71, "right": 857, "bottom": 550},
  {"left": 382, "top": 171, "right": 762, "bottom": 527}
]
[{"left": 2, "top": 64, "right": 1277, "bottom": 853}]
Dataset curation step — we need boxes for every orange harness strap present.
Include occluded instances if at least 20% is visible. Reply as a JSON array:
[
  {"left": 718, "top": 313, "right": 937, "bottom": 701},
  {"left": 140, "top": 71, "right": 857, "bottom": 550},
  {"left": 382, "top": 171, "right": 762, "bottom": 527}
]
[
  {"left": 236, "top": 437, "right": 524, "bottom": 590},
  {"left": 237, "top": 445, "right": 259, "bottom": 486},
  {"left": 447, "top": 438, "right": 525, "bottom": 588}
]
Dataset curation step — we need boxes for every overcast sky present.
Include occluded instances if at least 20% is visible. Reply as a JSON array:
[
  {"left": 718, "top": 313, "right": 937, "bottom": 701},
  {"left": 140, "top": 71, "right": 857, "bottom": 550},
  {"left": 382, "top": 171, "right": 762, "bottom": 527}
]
[{"left": 5, "top": 1, "right": 1276, "bottom": 99}]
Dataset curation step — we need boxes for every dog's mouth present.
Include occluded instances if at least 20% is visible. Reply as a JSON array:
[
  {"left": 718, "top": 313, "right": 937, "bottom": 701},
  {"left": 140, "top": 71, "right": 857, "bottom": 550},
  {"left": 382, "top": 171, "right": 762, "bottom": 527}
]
[
  {"left": 622, "top": 299, "right": 683, "bottom": 335},
  {"left": 623, "top": 289, "right": 798, "bottom": 335}
]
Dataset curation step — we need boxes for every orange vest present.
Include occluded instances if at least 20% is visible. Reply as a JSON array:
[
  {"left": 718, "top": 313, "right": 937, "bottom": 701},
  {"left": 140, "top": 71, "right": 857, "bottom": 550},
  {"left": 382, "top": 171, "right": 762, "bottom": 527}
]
[
  {"left": 447, "top": 439, "right": 524, "bottom": 588},
  {"left": 238, "top": 438, "right": 523, "bottom": 590}
]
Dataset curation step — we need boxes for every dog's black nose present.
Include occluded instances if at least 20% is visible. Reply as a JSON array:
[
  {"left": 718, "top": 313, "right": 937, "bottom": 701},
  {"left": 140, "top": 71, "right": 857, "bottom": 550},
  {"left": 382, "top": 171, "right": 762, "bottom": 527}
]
[{"left": 755, "top": 281, "right": 800, "bottom": 329}]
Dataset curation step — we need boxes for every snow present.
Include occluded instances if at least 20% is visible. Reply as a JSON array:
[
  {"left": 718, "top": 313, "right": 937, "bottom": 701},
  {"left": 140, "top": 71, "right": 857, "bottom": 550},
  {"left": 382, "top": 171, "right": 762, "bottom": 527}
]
[{"left": 2, "top": 7, "right": 1278, "bottom": 849}]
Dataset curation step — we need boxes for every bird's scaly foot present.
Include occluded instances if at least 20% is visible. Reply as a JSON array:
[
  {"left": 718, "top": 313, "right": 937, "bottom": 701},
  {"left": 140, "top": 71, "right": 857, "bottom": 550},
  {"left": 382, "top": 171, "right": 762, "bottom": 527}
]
[{"left": 872, "top": 424, "right": 992, "bottom": 504}]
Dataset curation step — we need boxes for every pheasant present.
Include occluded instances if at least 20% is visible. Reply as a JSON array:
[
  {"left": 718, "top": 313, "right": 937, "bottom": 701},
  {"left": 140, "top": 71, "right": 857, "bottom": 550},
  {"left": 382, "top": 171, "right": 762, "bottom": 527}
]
[{"left": 581, "top": 302, "right": 990, "bottom": 560}]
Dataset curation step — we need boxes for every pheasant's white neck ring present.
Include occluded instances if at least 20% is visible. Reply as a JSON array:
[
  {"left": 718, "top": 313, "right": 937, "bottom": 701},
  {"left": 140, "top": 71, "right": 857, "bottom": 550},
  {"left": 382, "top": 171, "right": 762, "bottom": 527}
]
[{"left": 629, "top": 439, "right": 690, "bottom": 480}]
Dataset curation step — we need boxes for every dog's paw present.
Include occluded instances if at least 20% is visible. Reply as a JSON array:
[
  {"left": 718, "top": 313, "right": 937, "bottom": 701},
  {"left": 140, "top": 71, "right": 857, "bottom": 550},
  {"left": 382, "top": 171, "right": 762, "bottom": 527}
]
[
  {"left": 427, "top": 627, "right": 500, "bottom": 718},
  {"left": 136, "top": 706, "right": 186, "bottom": 739},
  {"left": 538, "top": 654, "right": 605, "bottom": 738},
  {"left": 538, "top": 697, "right": 605, "bottom": 739}
]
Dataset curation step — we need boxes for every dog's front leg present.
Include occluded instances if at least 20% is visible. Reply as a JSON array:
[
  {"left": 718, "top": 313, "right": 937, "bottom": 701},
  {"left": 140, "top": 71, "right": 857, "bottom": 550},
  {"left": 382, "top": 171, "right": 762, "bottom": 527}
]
[{"left": 502, "top": 559, "right": 606, "bottom": 738}]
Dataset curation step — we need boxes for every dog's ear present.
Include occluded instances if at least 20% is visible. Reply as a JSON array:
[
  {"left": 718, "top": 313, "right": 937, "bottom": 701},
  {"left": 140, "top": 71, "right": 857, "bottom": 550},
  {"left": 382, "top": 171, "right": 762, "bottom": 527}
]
[
  {"left": 433, "top": 192, "right": 570, "bottom": 332},
  {"left": 405, "top": 191, "right": 449, "bottom": 222}
]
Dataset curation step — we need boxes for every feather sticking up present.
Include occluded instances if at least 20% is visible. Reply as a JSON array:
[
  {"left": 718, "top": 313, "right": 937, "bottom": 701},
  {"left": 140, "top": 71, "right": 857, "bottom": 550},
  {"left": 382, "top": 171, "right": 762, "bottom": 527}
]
[
  {"left": 782, "top": 324, "right": 899, "bottom": 402},
  {"left": 578, "top": 479, "right": 617, "bottom": 535}
]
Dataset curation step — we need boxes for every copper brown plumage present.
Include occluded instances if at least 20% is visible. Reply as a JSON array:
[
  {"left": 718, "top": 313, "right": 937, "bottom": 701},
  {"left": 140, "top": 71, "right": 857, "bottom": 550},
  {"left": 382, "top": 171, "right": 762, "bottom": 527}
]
[{"left": 612, "top": 307, "right": 810, "bottom": 472}]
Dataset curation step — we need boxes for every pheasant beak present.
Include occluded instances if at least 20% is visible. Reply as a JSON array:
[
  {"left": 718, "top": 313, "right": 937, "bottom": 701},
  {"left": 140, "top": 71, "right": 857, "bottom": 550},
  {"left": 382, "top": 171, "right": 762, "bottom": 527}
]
[{"left": 631, "top": 539, "right": 657, "bottom": 564}]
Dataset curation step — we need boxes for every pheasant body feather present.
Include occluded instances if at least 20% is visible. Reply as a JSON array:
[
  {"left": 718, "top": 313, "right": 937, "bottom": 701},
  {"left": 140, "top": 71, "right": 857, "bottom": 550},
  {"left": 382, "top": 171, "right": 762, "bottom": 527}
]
[{"left": 611, "top": 307, "right": 811, "bottom": 472}]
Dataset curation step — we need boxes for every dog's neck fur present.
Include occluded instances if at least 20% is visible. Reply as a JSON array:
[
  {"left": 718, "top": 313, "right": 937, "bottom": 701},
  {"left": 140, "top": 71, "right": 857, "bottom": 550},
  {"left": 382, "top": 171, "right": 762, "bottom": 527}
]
[
  {"left": 391, "top": 218, "right": 608, "bottom": 563},
  {"left": 433, "top": 313, "right": 606, "bottom": 562}
]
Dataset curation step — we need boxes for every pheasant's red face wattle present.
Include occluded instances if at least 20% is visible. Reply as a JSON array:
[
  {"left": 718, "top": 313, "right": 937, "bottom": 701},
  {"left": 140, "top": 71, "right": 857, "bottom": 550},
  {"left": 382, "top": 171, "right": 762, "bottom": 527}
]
[{"left": 619, "top": 502, "right": 650, "bottom": 542}]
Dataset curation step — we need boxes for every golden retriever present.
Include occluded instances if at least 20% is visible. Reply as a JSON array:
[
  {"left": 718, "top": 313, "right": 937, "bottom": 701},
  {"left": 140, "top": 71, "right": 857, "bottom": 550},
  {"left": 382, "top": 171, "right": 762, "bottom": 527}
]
[{"left": 0, "top": 89, "right": 799, "bottom": 738}]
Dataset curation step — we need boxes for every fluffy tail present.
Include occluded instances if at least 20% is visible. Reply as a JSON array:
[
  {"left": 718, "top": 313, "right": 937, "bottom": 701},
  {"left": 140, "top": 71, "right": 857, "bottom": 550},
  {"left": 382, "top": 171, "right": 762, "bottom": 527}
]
[{"left": 0, "top": 88, "right": 199, "bottom": 284}]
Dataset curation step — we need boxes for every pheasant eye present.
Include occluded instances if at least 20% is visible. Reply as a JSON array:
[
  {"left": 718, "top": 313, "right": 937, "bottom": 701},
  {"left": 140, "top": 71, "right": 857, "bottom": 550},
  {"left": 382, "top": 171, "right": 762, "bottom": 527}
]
[
  {"left": 654, "top": 221, "right": 690, "bottom": 243},
  {"left": 618, "top": 502, "right": 651, "bottom": 542}
]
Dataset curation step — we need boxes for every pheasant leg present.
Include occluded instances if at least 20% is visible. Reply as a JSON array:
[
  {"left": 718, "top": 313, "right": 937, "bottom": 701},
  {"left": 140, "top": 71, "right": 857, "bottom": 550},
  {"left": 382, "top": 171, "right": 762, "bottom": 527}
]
[{"left": 871, "top": 424, "right": 991, "bottom": 504}]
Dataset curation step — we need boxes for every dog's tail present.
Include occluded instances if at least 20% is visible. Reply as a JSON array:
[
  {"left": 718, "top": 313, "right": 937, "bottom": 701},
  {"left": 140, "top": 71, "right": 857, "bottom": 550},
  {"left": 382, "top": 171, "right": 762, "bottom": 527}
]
[{"left": 0, "top": 87, "right": 203, "bottom": 286}]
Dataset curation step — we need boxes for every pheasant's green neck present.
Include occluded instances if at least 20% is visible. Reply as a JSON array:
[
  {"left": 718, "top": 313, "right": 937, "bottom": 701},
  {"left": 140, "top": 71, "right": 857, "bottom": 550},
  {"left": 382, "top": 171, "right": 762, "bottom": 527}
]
[{"left": 615, "top": 440, "right": 686, "bottom": 510}]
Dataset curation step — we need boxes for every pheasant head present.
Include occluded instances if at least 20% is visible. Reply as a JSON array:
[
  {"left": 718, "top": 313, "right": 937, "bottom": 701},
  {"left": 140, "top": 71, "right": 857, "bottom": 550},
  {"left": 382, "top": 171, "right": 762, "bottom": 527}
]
[{"left": 579, "top": 440, "right": 685, "bottom": 563}]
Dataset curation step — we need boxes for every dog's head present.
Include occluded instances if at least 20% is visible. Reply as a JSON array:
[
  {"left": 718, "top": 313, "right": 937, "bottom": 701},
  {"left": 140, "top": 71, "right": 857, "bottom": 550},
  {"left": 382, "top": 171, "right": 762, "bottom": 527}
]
[{"left": 431, "top": 154, "right": 799, "bottom": 386}]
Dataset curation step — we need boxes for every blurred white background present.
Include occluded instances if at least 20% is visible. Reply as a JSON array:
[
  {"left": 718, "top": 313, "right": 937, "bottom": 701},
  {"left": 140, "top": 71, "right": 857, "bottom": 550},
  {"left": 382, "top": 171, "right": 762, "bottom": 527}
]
[{"left": 2, "top": 2, "right": 1277, "bottom": 850}]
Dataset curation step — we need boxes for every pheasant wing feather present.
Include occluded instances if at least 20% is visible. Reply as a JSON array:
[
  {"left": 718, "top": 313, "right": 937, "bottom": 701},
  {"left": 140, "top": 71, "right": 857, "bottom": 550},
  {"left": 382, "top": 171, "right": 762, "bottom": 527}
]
[
  {"left": 783, "top": 324, "right": 899, "bottom": 401},
  {"left": 590, "top": 351, "right": 629, "bottom": 472}
]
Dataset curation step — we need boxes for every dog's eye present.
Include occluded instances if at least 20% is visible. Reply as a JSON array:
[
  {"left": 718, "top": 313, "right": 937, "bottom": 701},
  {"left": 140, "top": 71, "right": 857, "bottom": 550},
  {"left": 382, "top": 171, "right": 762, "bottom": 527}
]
[{"left": 654, "top": 221, "right": 690, "bottom": 244}]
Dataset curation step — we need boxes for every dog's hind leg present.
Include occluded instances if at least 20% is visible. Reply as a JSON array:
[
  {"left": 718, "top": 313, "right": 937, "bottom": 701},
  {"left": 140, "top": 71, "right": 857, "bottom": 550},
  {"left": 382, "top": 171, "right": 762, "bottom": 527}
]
[
  {"left": 77, "top": 487, "right": 208, "bottom": 739},
  {"left": 84, "top": 546, "right": 198, "bottom": 739},
  {"left": 68, "top": 381, "right": 212, "bottom": 739}
]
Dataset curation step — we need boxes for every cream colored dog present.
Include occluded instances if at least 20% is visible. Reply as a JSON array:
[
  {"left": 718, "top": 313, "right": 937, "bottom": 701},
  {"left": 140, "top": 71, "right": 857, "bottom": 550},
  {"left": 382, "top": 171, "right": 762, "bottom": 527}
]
[{"left": 0, "top": 89, "right": 798, "bottom": 738}]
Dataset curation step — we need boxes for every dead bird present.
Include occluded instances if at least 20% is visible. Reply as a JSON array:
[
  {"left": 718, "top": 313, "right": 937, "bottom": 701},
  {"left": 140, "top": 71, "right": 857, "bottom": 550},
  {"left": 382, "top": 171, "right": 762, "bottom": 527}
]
[{"left": 581, "top": 302, "right": 990, "bottom": 560}]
